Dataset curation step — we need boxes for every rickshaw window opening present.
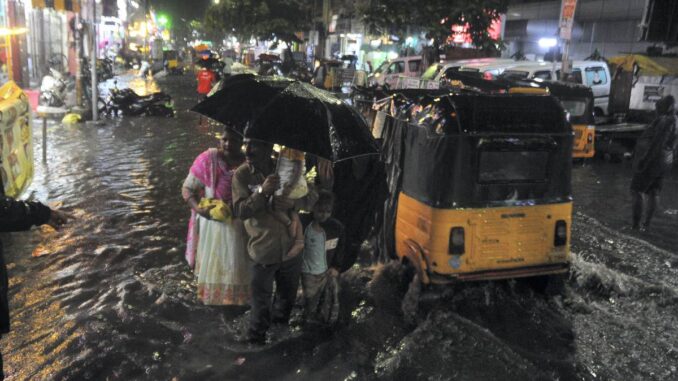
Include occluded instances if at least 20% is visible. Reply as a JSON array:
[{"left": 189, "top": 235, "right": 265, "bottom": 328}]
[{"left": 477, "top": 150, "right": 550, "bottom": 184}]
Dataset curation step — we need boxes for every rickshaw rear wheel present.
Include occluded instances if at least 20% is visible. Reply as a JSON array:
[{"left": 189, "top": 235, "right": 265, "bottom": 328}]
[
  {"left": 401, "top": 267, "right": 421, "bottom": 325},
  {"left": 400, "top": 258, "right": 423, "bottom": 325},
  {"left": 527, "top": 273, "right": 567, "bottom": 296}
]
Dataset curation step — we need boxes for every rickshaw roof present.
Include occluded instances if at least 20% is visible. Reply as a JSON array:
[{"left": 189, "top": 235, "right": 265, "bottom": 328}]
[{"left": 376, "top": 89, "right": 568, "bottom": 135}]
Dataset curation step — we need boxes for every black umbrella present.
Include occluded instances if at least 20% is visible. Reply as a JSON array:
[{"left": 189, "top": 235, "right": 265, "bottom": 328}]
[{"left": 192, "top": 75, "right": 378, "bottom": 162}]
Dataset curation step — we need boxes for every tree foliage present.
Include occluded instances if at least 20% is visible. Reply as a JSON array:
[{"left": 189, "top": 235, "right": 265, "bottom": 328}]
[
  {"left": 358, "top": 0, "right": 509, "bottom": 51},
  {"left": 205, "top": 0, "right": 314, "bottom": 44}
]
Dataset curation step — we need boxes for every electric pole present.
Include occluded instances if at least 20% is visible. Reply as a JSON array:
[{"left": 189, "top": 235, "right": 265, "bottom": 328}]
[{"left": 91, "top": 0, "right": 98, "bottom": 121}]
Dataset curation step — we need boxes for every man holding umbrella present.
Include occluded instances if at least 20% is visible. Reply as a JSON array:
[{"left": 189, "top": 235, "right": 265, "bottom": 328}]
[{"left": 232, "top": 138, "right": 322, "bottom": 344}]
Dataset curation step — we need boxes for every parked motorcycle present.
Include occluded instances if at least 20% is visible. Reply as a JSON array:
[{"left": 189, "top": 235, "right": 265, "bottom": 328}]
[
  {"left": 101, "top": 80, "right": 175, "bottom": 117},
  {"left": 39, "top": 67, "right": 70, "bottom": 107},
  {"left": 99, "top": 58, "right": 115, "bottom": 81},
  {"left": 39, "top": 55, "right": 76, "bottom": 109}
]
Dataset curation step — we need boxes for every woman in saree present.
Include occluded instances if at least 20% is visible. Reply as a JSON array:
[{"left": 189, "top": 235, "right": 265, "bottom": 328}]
[{"left": 182, "top": 126, "right": 250, "bottom": 305}]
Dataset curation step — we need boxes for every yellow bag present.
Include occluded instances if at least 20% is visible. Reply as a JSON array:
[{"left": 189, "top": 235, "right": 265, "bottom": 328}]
[{"left": 198, "top": 198, "right": 232, "bottom": 223}]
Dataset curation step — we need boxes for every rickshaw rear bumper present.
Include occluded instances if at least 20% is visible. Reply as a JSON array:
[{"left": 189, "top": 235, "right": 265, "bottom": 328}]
[{"left": 428, "top": 263, "right": 570, "bottom": 284}]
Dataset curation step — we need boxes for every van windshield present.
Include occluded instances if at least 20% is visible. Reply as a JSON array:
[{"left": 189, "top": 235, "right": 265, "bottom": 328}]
[
  {"left": 500, "top": 70, "right": 530, "bottom": 80},
  {"left": 374, "top": 61, "right": 389, "bottom": 74}
]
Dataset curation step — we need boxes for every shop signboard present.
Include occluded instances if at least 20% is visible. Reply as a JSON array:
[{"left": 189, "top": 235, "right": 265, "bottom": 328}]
[
  {"left": 559, "top": 0, "right": 578, "bottom": 40},
  {"left": 0, "top": 81, "right": 33, "bottom": 197}
]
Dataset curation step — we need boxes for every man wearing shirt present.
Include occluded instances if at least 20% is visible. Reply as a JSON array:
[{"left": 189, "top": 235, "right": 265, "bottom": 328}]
[{"left": 232, "top": 138, "right": 318, "bottom": 344}]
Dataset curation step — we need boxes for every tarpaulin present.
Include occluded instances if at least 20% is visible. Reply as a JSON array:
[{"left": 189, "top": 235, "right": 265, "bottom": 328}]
[
  {"left": 306, "top": 154, "right": 387, "bottom": 270},
  {"left": 0, "top": 81, "right": 33, "bottom": 198},
  {"left": 608, "top": 54, "right": 678, "bottom": 77}
]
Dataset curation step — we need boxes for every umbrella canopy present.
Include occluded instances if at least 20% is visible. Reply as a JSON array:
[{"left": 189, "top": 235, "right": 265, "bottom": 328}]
[
  {"left": 191, "top": 74, "right": 378, "bottom": 162},
  {"left": 192, "top": 74, "right": 294, "bottom": 129}
]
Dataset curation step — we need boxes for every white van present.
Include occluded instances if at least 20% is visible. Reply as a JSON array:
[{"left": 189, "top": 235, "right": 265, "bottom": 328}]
[
  {"left": 368, "top": 56, "right": 423, "bottom": 89},
  {"left": 499, "top": 61, "right": 611, "bottom": 116}
]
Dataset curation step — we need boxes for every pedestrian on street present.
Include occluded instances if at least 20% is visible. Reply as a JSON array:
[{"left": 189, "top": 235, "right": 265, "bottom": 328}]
[
  {"left": 231, "top": 138, "right": 319, "bottom": 344},
  {"left": 631, "top": 95, "right": 678, "bottom": 231},
  {"left": 300, "top": 190, "right": 345, "bottom": 326},
  {"left": 182, "top": 126, "right": 250, "bottom": 306},
  {"left": 0, "top": 190, "right": 71, "bottom": 380},
  {"left": 197, "top": 67, "right": 217, "bottom": 101}
]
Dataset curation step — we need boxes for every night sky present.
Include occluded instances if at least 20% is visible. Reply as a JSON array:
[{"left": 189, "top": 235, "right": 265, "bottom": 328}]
[{"left": 150, "top": 0, "right": 211, "bottom": 21}]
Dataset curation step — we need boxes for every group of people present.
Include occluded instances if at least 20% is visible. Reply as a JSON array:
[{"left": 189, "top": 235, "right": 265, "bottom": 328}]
[{"left": 181, "top": 126, "right": 344, "bottom": 344}]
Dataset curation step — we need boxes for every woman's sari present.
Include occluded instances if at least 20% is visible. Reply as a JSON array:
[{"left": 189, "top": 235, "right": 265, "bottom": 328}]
[{"left": 182, "top": 148, "right": 250, "bottom": 305}]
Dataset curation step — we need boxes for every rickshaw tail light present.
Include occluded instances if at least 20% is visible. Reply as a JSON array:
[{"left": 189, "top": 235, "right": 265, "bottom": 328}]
[
  {"left": 449, "top": 227, "right": 465, "bottom": 255},
  {"left": 554, "top": 220, "right": 567, "bottom": 246}
]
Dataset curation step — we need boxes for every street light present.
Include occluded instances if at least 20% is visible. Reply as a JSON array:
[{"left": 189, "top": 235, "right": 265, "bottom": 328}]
[
  {"left": 538, "top": 37, "right": 557, "bottom": 48},
  {"left": 158, "top": 14, "right": 169, "bottom": 27},
  {"left": 214, "top": 0, "right": 220, "bottom": 4}
]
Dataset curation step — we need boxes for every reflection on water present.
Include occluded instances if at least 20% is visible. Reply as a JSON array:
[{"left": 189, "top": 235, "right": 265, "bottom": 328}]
[{"left": 1, "top": 76, "right": 677, "bottom": 380}]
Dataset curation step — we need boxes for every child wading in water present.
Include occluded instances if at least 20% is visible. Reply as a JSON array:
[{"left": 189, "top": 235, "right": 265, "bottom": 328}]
[
  {"left": 300, "top": 190, "right": 345, "bottom": 325},
  {"left": 271, "top": 146, "right": 307, "bottom": 258}
]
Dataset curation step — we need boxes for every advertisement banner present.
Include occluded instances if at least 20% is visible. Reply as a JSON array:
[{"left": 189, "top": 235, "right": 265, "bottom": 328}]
[
  {"left": 559, "top": 0, "right": 578, "bottom": 40},
  {"left": 0, "top": 81, "right": 33, "bottom": 198}
]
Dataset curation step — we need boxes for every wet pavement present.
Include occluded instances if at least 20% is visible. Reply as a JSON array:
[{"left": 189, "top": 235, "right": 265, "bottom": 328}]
[{"left": 2, "top": 73, "right": 678, "bottom": 380}]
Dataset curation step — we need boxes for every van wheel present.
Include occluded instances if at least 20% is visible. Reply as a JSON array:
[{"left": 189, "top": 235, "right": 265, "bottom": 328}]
[{"left": 401, "top": 270, "right": 420, "bottom": 325}]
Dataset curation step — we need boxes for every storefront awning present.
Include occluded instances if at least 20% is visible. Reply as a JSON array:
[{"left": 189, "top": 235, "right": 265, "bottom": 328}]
[{"left": 31, "top": 0, "right": 81, "bottom": 12}]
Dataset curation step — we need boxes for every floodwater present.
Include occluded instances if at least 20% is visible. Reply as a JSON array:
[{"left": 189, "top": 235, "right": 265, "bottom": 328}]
[{"left": 2, "top": 74, "right": 678, "bottom": 380}]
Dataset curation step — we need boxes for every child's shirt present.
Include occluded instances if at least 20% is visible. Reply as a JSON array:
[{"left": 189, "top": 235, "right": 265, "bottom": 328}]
[
  {"left": 300, "top": 215, "right": 346, "bottom": 275},
  {"left": 301, "top": 223, "right": 327, "bottom": 275}
]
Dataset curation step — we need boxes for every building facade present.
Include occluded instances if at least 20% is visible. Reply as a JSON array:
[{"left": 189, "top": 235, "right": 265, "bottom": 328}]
[{"left": 502, "top": 0, "right": 675, "bottom": 60}]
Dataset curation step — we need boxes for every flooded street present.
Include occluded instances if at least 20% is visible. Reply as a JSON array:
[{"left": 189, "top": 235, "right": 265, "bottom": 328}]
[{"left": 2, "top": 74, "right": 678, "bottom": 380}]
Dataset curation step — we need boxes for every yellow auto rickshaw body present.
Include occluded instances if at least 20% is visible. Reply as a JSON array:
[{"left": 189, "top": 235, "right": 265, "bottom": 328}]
[
  {"left": 163, "top": 50, "right": 182, "bottom": 74},
  {"left": 396, "top": 193, "right": 571, "bottom": 284},
  {"left": 380, "top": 91, "right": 573, "bottom": 284}
]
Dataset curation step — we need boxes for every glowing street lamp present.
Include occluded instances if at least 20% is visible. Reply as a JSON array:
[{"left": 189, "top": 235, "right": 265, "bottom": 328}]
[{"left": 158, "top": 14, "right": 170, "bottom": 28}]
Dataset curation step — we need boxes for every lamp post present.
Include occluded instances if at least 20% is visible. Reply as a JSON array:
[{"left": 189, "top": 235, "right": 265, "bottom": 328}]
[{"left": 91, "top": 0, "right": 99, "bottom": 121}]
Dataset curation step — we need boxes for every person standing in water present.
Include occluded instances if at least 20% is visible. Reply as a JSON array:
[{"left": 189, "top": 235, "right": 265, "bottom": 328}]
[
  {"left": 630, "top": 95, "right": 678, "bottom": 231},
  {"left": 182, "top": 126, "right": 250, "bottom": 306}
]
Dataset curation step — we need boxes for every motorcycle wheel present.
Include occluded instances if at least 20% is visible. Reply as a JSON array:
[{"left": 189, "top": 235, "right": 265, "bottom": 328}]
[
  {"left": 97, "top": 97, "right": 108, "bottom": 117},
  {"left": 147, "top": 105, "right": 175, "bottom": 118}
]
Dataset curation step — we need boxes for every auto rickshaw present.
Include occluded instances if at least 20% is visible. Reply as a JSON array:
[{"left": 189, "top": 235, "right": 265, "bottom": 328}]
[
  {"left": 378, "top": 90, "right": 573, "bottom": 287},
  {"left": 506, "top": 81, "right": 595, "bottom": 159},
  {"left": 163, "top": 50, "right": 182, "bottom": 75}
]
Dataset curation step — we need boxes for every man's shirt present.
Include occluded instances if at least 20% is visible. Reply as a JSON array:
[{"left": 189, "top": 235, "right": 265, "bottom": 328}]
[{"left": 232, "top": 161, "right": 317, "bottom": 265}]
